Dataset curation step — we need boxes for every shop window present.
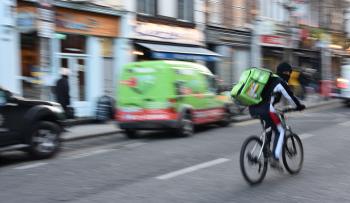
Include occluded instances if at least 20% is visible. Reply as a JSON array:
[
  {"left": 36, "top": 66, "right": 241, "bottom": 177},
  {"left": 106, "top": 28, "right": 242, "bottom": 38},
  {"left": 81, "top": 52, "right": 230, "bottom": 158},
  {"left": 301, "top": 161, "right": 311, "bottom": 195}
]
[
  {"left": 60, "top": 58, "right": 86, "bottom": 102},
  {"left": 78, "top": 59, "right": 86, "bottom": 101},
  {"left": 178, "top": 0, "right": 194, "bottom": 22},
  {"left": 137, "top": 0, "right": 156, "bottom": 16},
  {"left": 100, "top": 38, "right": 114, "bottom": 58},
  {"left": 61, "top": 34, "right": 86, "bottom": 54},
  {"left": 20, "top": 33, "right": 40, "bottom": 99}
]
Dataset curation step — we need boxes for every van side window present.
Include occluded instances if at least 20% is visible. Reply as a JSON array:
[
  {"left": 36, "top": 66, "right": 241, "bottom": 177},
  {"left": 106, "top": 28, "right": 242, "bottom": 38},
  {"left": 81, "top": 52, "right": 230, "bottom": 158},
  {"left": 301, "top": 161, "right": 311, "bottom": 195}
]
[
  {"left": 175, "top": 81, "right": 185, "bottom": 95},
  {"left": 206, "top": 76, "right": 217, "bottom": 93}
]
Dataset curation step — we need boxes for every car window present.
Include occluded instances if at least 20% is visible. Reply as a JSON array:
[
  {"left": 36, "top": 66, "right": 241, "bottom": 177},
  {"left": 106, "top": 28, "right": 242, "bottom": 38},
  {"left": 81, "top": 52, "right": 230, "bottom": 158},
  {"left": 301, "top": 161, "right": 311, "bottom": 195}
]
[{"left": 0, "top": 89, "right": 7, "bottom": 106}]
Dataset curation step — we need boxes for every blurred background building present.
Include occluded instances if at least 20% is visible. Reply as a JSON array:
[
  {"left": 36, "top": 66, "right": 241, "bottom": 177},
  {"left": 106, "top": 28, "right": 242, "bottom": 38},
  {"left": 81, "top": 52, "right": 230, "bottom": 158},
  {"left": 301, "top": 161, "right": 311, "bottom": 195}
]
[
  {"left": 205, "top": 0, "right": 252, "bottom": 86},
  {"left": 1, "top": 0, "right": 350, "bottom": 117},
  {"left": 16, "top": 0, "right": 126, "bottom": 116},
  {"left": 0, "top": 0, "right": 20, "bottom": 94}
]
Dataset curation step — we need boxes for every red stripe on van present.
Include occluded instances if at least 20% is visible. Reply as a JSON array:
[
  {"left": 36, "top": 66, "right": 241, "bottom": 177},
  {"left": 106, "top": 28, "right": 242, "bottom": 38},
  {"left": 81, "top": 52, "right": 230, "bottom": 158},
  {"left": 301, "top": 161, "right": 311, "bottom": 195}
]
[
  {"left": 193, "top": 108, "right": 225, "bottom": 124},
  {"left": 116, "top": 108, "right": 177, "bottom": 122}
]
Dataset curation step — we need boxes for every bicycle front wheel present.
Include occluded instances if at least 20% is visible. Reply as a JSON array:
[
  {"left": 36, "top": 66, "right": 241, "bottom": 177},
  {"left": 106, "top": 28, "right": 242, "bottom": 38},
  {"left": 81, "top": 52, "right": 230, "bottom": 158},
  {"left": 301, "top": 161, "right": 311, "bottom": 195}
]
[
  {"left": 282, "top": 133, "right": 304, "bottom": 174},
  {"left": 240, "top": 136, "right": 268, "bottom": 185}
]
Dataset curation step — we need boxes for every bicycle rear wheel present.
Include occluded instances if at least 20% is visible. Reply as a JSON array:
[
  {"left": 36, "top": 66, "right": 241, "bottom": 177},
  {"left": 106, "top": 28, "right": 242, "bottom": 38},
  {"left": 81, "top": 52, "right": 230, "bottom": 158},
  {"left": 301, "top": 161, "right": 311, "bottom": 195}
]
[
  {"left": 282, "top": 133, "right": 304, "bottom": 174},
  {"left": 240, "top": 136, "right": 268, "bottom": 185}
]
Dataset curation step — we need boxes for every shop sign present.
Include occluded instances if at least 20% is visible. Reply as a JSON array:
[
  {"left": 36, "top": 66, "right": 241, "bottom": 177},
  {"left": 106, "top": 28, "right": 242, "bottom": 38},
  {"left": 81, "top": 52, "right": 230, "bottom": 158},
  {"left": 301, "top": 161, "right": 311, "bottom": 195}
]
[
  {"left": 152, "top": 52, "right": 219, "bottom": 62},
  {"left": 330, "top": 34, "right": 346, "bottom": 48},
  {"left": 55, "top": 8, "right": 119, "bottom": 37},
  {"left": 37, "top": 0, "right": 54, "bottom": 38},
  {"left": 38, "top": 21, "right": 54, "bottom": 38},
  {"left": 260, "top": 35, "right": 288, "bottom": 47},
  {"left": 17, "top": 12, "right": 36, "bottom": 33},
  {"left": 132, "top": 22, "right": 204, "bottom": 45}
]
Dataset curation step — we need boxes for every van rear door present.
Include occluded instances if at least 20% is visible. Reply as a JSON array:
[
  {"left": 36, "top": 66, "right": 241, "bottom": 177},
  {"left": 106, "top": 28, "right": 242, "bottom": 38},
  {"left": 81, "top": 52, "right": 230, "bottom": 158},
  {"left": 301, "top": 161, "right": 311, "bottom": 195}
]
[{"left": 117, "top": 63, "right": 176, "bottom": 121}]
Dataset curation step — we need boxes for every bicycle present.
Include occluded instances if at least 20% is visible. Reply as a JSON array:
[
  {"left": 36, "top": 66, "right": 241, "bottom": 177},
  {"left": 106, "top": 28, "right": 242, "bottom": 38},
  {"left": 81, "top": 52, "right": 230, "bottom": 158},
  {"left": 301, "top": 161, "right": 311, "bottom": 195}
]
[{"left": 239, "top": 107, "right": 304, "bottom": 185}]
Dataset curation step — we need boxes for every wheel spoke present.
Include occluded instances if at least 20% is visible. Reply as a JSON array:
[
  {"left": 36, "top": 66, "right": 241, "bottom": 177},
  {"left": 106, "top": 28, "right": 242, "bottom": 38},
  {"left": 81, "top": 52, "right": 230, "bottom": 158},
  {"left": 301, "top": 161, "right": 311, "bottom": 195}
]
[
  {"left": 282, "top": 134, "right": 303, "bottom": 174},
  {"left": 240, "top": 137, "right": 267, "bottom": 184}
]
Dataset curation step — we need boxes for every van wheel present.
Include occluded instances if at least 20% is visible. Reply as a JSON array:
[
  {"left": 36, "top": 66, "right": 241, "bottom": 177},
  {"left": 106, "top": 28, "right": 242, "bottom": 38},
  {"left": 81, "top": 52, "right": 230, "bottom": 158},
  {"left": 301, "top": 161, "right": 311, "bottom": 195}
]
[
  {"left": 125, "top": 130, "right": 138, "bottom": 139},
  {"left": 29, "top": 121, "right": 61, "bottom": 159},
  {"left": 177, "top": 114, "right": 194, "bottom": 137},
  {"left": 218, "top": 108, "right": 231, "bottom": 127}
]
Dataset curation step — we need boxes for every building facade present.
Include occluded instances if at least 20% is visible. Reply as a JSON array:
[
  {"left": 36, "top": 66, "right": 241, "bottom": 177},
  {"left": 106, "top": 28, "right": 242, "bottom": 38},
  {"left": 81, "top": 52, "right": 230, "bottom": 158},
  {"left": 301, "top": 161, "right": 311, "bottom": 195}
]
[
  {"left": 205, "top": 0, "right": 253, "bottom": 86},
  {"left": 122, "top": 0, "right": 219, "bottom": 63},
  {"left": 15, "top": 0, "right": 127, "bottom": 117},
  {"left": 0, "top": 0, "right": 21, "bottom": 94}
]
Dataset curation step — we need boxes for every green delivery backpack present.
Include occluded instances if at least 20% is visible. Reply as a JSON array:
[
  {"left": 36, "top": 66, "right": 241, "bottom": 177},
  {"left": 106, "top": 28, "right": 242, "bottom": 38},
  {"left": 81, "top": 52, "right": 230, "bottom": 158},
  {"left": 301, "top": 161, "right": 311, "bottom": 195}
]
[{"left": 231, "top": 67, "right": 273, "bottom": 106}]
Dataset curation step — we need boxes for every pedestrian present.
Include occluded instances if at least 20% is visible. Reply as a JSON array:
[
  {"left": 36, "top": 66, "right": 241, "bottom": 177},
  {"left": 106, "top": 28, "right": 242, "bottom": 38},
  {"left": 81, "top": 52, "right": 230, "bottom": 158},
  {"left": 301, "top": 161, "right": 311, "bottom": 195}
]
[{"left": 55, "top": 68, "right": 73, "bottom": 118}]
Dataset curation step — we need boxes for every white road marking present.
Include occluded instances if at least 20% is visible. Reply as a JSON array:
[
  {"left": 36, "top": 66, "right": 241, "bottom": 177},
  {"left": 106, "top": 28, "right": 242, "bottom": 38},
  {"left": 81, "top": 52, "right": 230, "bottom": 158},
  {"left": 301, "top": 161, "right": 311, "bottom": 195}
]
[
  {"left": 65, "top": 148, "right": 113, "bottom": 160},
  {"left": 61, "top": 141, "right": 145, "bottom": 159},
  {"left": 299, "top": 133, "right": 316, "bottom": 140},
  {"left": 338, "top": 121, "right": 350, "bottom": 127},
  {"left": 14, "top": 162, "right": 48, "bottom": 170},
  {"left": 156, "top": 158, "right": 230, "bottom": 180}
]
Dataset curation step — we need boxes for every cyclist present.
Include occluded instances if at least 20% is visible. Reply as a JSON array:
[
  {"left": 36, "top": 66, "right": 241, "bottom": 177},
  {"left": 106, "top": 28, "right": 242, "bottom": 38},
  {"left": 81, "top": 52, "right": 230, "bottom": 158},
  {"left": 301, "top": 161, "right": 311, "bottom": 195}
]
[{"left": 249, "top": 62, "right": 305, "bottom": 170}]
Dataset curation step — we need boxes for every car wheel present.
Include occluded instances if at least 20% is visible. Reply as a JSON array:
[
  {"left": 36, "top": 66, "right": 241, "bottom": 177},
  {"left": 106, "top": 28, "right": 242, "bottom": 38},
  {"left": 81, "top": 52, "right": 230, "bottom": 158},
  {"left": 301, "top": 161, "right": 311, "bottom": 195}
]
[
  {"left": 125, "top": 129, "right": 138, "bottom": 139},
  {"left": 29, "top": 121, "right": 61, "bottom": 159},
  {"left": 176, "top": 114, "right": 194, "bottom": 137}
]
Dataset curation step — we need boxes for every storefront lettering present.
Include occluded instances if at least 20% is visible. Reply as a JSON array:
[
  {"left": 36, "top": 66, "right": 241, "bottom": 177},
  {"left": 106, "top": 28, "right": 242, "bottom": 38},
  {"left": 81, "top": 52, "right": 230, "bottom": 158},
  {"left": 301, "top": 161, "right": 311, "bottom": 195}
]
[
  {"left": 56, "top": 13, "right": 98, "bottom": 31},
  {"left": 134, "top": 25, "right": 180, "bottom": 40},
  {"left": 17, "top": 12, "right": 36, "bottom": 33},
  {"left": 132, "top": 22, "right": 204, "bottom": 45},
  {"left": 261, "top": 35, "right": 288, "bottom": 47}
]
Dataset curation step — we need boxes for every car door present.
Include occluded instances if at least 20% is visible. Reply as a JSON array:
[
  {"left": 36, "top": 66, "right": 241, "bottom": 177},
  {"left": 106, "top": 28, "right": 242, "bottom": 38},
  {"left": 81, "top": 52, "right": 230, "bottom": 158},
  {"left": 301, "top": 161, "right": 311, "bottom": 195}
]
[{"left": 0, "top": 89, "right": 22, "bottom": 145}]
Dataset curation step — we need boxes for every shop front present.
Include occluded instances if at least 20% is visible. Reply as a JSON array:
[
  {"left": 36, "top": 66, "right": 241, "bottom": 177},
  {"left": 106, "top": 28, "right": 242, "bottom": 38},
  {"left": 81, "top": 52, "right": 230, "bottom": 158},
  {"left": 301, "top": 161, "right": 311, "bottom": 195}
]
[
  {"left": 17, "top": 1, "right": 122, "bottom": 117},
  {"left": 130, "top": 21, "right": 219, "bottom": 63},
  {"left": 260, "top": 35, "right": 288, "bottom": 71},
  {"left": 205, "top": 26, "right": 251, "bottom": 86}
]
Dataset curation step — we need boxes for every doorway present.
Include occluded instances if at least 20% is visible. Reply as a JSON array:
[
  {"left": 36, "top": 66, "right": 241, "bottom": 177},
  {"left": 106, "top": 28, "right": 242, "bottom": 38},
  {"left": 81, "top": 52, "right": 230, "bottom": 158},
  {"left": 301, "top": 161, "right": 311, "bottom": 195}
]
[{"left": 58, "top": 54, "right": 89, "bottom": 116}]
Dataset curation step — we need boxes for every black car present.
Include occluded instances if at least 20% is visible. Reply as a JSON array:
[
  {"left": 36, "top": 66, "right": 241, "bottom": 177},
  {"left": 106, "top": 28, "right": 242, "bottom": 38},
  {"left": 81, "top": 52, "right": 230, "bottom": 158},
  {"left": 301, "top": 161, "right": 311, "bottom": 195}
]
[{"left": 0, "top": 87, "right": 64, "bottom": 159}]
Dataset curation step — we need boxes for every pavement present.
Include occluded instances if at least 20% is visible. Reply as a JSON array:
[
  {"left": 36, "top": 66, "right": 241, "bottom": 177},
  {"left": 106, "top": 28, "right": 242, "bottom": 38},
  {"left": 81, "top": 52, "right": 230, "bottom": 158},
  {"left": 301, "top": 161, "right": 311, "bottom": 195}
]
[
  {"left": 61, "top": 121, "right": 121, "bottom": 142},
  {"left": 62, "top": 96, "right": 342, "bottom": 142},
  {"left": 0, "top": 101, "right": 349, "bottom": 202}
]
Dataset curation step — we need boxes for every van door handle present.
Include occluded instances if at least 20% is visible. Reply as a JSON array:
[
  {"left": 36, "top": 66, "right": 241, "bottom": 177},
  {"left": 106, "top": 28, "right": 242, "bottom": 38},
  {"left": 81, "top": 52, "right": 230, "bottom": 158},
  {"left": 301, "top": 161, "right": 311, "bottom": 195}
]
[{"left": 144, "top": 99, "right": 153, "bottom": 102}]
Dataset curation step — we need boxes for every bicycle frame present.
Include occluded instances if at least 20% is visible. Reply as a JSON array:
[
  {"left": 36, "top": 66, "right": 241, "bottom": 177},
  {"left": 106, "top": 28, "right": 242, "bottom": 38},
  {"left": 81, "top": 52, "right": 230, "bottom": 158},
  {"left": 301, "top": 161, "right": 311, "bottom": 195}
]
[
  {"left": 250, "top": 119, "right": 267, "bottom": 162},
  {"left": 254, "top": 111, "right": 292, "bottom": 161}
]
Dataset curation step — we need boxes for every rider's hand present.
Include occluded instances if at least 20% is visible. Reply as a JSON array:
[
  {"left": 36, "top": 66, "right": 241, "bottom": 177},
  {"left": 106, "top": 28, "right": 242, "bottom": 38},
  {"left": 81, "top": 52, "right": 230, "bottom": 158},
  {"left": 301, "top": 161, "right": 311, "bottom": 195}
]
[{"left": 296, "top": 104, "right": 306, "bottom": 111}]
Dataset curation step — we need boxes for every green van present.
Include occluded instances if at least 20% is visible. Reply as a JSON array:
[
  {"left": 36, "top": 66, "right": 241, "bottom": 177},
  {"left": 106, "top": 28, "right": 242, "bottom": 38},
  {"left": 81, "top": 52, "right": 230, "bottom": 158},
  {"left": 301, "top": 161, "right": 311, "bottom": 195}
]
[{"left": 116, "top": 60, "right": 232, "bottom": 138}]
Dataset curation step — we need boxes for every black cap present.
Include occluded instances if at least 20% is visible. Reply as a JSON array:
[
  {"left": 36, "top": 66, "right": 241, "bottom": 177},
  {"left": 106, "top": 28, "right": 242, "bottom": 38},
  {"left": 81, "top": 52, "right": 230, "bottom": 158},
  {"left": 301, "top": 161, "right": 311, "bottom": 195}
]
[
  {"left": 276, "top": 62, "right": 292, "bottom": 82},
  {"left": 276, "top": 62, "right": 292, "bottom": 75}
]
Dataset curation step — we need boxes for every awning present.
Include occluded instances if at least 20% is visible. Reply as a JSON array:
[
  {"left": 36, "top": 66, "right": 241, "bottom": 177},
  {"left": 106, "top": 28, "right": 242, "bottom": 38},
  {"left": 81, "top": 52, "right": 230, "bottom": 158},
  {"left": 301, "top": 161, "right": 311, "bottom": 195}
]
[{"left": 136, "top": 43, "right": 220, "bottom": 61}]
